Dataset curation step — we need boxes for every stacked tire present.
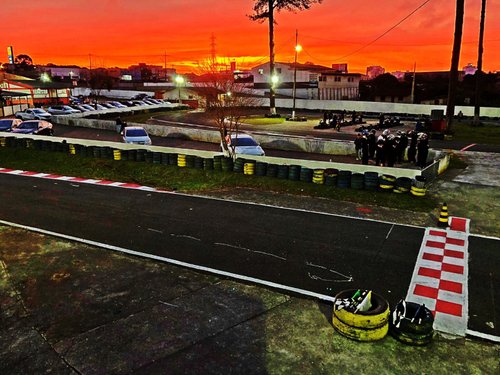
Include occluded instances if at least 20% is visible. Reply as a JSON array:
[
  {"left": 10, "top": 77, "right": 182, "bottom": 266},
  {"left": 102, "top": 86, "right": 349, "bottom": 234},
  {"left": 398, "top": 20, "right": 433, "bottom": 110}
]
[
  {"left": 363, "top": 172, "right": 379, "bottom": 191},
  {"left": 337, "top": 170, "right": 352, "bottom": 188},
  {"left": 411, "top": 176, "right": 427, "bottom": 197},
  {"left": 203, "top": 158, "right": 214, "bottom": 171},
  {"left": 221, "top": 157, "right": 234, "bottom": 172},
  {"left": 243, "top": 162, "right": 255, "bottom": 175},
  {"left": 233, "top": 158, "right": 246, "bottom": 173},
  {"left": 277, "top": 165, "right": 289, "bottom": 179},
  {"left": 288, "top": 165, "right": 301, "bottom": 181},
  {"left": 255, "top": 162, "right": 267, "bottom": 176},
  {"left": 332, "top": 289, "right": 390, "bottom": 342},
  {"left": 177, "top": 154, "right": 187, "bottom": 167},
  {"left": 299, "top": 167, "right": 313, "bottom": 183},
  {"left": 394, "top": 177, "right": 412, "bottom": 193},
  {"left": 379, "top": 174, "right": 395, "bottom": 191},
  {"left": 266, "top": 164, "right": 278, "bottom": 178},
  {"left": 324, "top": 169, "right": 338, "bottom": 186},
  {"left": 213, "top": 155, "right": 223, "bottom": 171},
  {"left": 389, "top": 301, "right": 434, "bottom": 346},
  {"left": 313, "top": 169, "right": 325, "bottom": 185},
  {"left": 351, "top": 173, "right": 364, "bottom": 189}
]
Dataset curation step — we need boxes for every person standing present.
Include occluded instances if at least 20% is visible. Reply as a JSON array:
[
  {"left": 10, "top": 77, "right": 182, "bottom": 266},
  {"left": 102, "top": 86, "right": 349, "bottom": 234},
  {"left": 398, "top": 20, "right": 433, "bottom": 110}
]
[
  {"left": 375, "top": 135, "right": 385, "bottom": 166},
  {"left": 398, "top": 130, "right": 408, "bottom": 163},
  {"left": 354, "top": 133, "right": 363, "bottom": 160},
  {"left": 407, "top": 130, "right": 417, "bottom": 164},
  {"left": 368, "top": 130, "right": 376, "bottom": 160},
  {"left": 385, "top": 134, "right": 396, "bottom": 167},
  {"left": 361, "top": 133, "right": 369, "bottom": 165},
  {"left": 416, "top": 133, "right": 429, "bottom": 168}
]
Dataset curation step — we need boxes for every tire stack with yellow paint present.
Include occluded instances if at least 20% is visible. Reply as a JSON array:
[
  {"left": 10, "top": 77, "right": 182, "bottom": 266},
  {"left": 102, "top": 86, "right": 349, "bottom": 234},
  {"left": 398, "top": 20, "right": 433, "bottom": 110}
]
[
  {"left": 113, "top": 149, "right": 121, "bottom": 161},
  {"left": 177, "top": 154, "right": 187, "bottom": 167},
  {"left": 411, "top": 176, "right": 427, "bottom": 197},
  {"left": 312, "top": 169, "right": 325, "bottom": 184},
  {"left": 243, "top": 161, "right": 255, "bottom": 175},
  {"left": 332, "top": 289, "right": 390, "bottom": 342},
  {"left": 379, "top": 174, "right": 395, "bottom": 191}
]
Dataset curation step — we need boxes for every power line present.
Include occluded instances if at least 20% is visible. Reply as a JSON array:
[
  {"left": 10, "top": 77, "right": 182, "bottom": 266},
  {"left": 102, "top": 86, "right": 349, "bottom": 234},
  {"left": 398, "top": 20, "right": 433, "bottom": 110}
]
[{"left": 332, "top": 0, "right": 433, "bottom": 62}]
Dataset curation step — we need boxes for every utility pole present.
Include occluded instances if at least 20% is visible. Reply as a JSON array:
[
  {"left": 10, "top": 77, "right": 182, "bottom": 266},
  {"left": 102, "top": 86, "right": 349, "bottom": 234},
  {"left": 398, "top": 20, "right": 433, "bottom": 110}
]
[
  {"left": 292, "top": 29, "right": 301, "bottom": 120},
  {"left": 164, "top": 51, "right": 167, "bottom": 82},
  {"left": 474, "top": 0, "right": 487, "bottom": 126},
  {"left": 410, "top": 62, "right": 416, "bottom": 104}
]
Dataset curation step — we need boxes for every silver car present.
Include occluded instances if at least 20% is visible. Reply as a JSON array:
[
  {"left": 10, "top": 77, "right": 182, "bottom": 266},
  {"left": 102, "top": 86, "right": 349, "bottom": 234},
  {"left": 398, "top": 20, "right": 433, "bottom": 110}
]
[
  {"left": 122, "top": 126, "right": 152, "bottom": 145},
  {"left": 47, "top": 105, "right": 81, "bottom": 115},
  {"left": 226, "top": 134, "right": 265, "bottom": 156},
  {"left": 15, "top": 108, "right": 52, "bottom": 121}
]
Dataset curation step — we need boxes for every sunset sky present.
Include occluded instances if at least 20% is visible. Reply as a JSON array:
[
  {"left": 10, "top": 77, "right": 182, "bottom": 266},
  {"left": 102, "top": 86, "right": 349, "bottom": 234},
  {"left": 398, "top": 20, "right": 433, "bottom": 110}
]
[{"left": 2, "top": 0, "right": 499, "bottom": 74}]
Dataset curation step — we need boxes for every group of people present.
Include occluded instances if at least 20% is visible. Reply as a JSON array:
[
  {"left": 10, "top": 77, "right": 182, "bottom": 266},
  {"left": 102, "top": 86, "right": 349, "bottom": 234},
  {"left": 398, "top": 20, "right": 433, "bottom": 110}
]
[
  {"left": 315, "top": 110, "right": 364, "bottom": 130},
  {"left": 354, "top": 129, "right": 429, "bottom": 168}
]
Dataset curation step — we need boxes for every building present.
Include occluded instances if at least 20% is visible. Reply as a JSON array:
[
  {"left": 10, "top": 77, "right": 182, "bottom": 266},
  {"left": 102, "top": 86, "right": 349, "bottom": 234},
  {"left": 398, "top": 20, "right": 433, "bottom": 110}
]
[
  {"left": 318, "top": 72, "right": 362, "bottom": 100},
  {"left": 40, "top": 64, "right": 89, "bottom": 80}
]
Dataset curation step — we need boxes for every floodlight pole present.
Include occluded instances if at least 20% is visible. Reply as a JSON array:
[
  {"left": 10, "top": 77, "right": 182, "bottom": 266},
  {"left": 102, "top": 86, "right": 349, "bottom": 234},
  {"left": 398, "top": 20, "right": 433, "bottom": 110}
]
[{"left": 292, "top": 30, "right": 300, "bottom": 120}]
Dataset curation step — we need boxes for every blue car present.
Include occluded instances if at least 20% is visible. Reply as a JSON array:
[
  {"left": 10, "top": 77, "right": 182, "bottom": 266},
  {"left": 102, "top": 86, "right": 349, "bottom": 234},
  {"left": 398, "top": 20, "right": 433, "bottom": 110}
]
[
  {"left": 11, "top": 120, "right": 54, "bottom": 135},
  {"left": 0, "top": 118, "right": 22, "bottom": 132}
]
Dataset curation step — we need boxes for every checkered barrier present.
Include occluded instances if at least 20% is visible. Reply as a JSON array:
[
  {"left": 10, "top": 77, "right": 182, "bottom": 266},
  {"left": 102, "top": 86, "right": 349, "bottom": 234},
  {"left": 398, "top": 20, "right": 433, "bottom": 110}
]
[{"left": 406, "top": 217, "right": 470, "bottom": 336}]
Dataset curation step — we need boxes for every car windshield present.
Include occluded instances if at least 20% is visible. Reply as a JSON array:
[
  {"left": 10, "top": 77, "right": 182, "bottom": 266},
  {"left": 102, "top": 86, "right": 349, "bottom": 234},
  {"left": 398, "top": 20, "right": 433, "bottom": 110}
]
[
  {"left": 32, "top": 109, "right": 46, "bottom": 113},
  {"left": 20, "top": 122, "right": 38, "bottom": 129},
  {"left": 126, "top": 129, "right": 147, "bottom": 137},
  {"left": 231, "top": 137, "right": 258, "bottom": 146}
]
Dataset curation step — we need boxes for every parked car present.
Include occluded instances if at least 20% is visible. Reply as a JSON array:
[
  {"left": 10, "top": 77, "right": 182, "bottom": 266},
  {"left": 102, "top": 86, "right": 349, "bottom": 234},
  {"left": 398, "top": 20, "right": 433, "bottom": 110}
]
[
  {"left": 15, "top": 108, "right": 52, "bottom": 121},
  {"left": 131, "top": 100, "right": 148, "bottom": 106},
  {"left": 120, "top": 101, "right": 136, "bottom": 107},
  {"left": 47, "top": 105, "right": 81, "bottom": 115},
  {"left": 80, "top": 104, "right": 96, "bottom": 111},
  {"left": 108, "top": 101, "right": 127, "bottom": 108},
  {"left": 143, "top": 99, "right": 156, "bottom": 105},
  {"left": 122, "top": 126, "right": 152, "bottom": 145},
  {"left": 11, "top": 120, "right": 54, "bottom": 135},
  {"left": 99, "top": 102, "right": 115, "bottom": 109},
  {"left": 0, "top": 118, "right": 22, "bottom": 132},
  {"left": 224, "top": 134, "right": 265, "bottom": 156}
]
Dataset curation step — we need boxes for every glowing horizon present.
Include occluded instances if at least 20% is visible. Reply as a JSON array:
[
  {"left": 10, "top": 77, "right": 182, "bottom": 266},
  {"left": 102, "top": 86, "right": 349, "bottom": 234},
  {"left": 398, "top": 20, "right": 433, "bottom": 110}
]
[{"left": 2, "top": 0, "right": 499, "bottom": 75}]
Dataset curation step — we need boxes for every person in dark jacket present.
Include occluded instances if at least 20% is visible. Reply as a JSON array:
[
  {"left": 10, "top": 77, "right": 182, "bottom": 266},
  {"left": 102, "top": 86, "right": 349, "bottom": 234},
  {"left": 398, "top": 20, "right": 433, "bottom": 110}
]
[
  {"left": 361, "top": 134, "right": 369, "bottom": 165},
  {"left": 407, "top": 130, "right": 417, "bottom": 164},
  {"left": 375, "top": 135, "right": 385, "bottom": 166},
  {"left": 416, "top": 133, "right": 429, "bottom": 168},
  {"left": 354, "top": 133, "right": 363, "bottom": 160},
  {"left": 398, "top": 131, "right": 408, "bottom": 163},
  {"left": 368, "top": 130, "right": 376, "bottom": 160},
  {"left": 385, "top": 134, "right": 396, "bottom": 167}
]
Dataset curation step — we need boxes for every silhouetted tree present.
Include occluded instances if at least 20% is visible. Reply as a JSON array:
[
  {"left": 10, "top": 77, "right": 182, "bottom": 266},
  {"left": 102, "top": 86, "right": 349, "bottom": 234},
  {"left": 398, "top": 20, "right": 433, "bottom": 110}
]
[
  {"left": 445, "top": 0, "right": 465, "bottom": 133},
  {"left": 250, "top": 0, "right": 322, "bottom": 116},
  {"left": 474, "top": 0, "right": 486, "bottom": 126}
]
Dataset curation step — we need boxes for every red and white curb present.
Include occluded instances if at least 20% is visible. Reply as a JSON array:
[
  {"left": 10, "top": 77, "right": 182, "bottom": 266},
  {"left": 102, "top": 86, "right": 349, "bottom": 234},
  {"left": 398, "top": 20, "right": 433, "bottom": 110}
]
[
  {"left": 0, "top": 167, "right": 164, "bottom": 193},
  {"left": 406, "top": 217, "right": 470, "bottom": 336}
]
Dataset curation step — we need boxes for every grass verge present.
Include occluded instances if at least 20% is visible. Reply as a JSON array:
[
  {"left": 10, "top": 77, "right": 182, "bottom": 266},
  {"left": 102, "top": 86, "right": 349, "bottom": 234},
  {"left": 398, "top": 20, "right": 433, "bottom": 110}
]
[
  {"left": 0, "top": 146, "right": 437, "bottom": 212},
  {"left": 449, "top": 121, "right": 500, "bottom": 145}
]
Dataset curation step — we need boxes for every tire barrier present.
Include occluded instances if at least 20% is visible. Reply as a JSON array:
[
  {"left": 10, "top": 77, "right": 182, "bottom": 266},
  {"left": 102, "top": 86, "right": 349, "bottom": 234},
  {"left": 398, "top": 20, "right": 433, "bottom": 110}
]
[
  {"left": 194, "top": 156, "right": 204, "bottom": 169},
  {"left": 113, "top": 149, "right": 121, "bottom": 161},
  {"left": 203, "top": 158, "right": 214, "bottom": 170},
  {"left": 244, "top": 162, "right": 255, "bottom": 175},
  {"left": 288, "top": 165, "right": 301, "bottom": 181},
  {"left": 177, "top": 154, "right": 187, "bottom": 167},
  {"left": 152, "top": 152, "right": 161, "bottom": 164},
  {"left": 221, "top": 157, "right": 234, "bottom": 172},
  {"left": 379, "top": 174, "right": 396, "bottom": 191},
  {"left": 213, "top": 155, "right": 223, "bottom": 171},
  {"left": 266, "top": 163, "right": 278, "bottom": 178},
  {"left": 185, "top": 155, "right": 196, "bottom": 168},
  {"left": 2, "top": 137, "right": 432, "bottom": 199},
  {"left": 363, "top": 172, "right": 379, "bottom": 191},
  {"left": 136, "top": 149, "right": 146, "bottom": 162},
  {"left": 324, "top": 169, "right": 338, "bottom": 186},
  {"left": 351, "top": 173, "right": 364, "bottom": 189},
  {"left": 277, "top": 164, "right": 289, "bottom": 179},
  {"left": 337, "top": 170, "right": 352, "bottom": 188},
  {"left": 299, "top": 167, "right": 313, "bottom": 183},
  {"left": 312, "top": 169, "right": 325, "bottom": 185},
  {"left": 394, "top": 177, "right": 412, "bottom": 193},
  {"left": 332, "top": 289, "right": 390, "bottom": 342},
  {"left": 389, "top": 300, "right": 434, "bottom": 346},
  {"left": 255, "top": 162, "right": 267, "bottom": 177},
  {"left": 233, "top": 158, "right": 246, "bottom": 173}
]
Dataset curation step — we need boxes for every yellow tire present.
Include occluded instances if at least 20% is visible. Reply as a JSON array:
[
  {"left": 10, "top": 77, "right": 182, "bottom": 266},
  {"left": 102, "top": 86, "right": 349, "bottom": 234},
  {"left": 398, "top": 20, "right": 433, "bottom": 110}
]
[
  {"left": 333, "top": 290, "right": 390, "bottom": 329},
  {"left": 333, "top": 315, "right": 388, "bottom": 342}
]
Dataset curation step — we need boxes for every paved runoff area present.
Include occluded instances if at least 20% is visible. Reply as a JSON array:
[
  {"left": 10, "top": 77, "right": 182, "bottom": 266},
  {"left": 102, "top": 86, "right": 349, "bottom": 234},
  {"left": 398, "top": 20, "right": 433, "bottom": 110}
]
[{"left": 406, "top": 217, "right": 471, "bottom": 337}]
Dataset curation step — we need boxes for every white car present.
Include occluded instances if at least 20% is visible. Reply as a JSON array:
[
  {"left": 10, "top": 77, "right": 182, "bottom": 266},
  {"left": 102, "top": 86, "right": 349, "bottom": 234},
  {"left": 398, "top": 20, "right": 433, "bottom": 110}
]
[
  {"left": 47, "top": 105, "right": 81, "bottom": 115},
  {"left": 15, "top": 108, "right": 52, "bottom": 121},
  {"left": 224, "top": 134, "right": 265, "bottom": 156},
  {"left": 122, "top": 126, "right": 152, "bottom": 145}
]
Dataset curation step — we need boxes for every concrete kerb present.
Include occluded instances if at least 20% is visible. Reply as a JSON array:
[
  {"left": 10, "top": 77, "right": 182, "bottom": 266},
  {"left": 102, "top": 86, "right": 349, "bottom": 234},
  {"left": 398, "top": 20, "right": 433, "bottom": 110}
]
[{"left": 48, "top": 116, "right": 447, "bottom": 179}]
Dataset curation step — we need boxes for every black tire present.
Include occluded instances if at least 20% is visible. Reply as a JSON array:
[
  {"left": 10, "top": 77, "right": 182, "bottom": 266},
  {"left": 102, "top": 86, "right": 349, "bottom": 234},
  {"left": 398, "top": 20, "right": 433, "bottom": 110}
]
[
  {"left": 390, "top": 327, "right": 433, "bottom": 346},
  {"left": 390, "top": 302, "right": 434, "bottom": 335}
]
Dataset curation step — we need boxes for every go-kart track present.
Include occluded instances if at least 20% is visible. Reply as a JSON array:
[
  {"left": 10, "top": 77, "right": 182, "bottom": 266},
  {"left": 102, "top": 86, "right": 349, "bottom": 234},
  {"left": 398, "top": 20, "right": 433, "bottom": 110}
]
[{"left": 0, "top": 169, "right": 498, "bottom": 341}]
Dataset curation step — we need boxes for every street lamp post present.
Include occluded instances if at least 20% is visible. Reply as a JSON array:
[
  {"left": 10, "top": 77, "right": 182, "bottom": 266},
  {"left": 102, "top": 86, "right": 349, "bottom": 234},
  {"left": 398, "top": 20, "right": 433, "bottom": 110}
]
[
  {"left": 292, "top": 30, "right": 302, "bottom": 120},
  {"left": 175, "top": 75, "right": 185, "bottom": 105}
]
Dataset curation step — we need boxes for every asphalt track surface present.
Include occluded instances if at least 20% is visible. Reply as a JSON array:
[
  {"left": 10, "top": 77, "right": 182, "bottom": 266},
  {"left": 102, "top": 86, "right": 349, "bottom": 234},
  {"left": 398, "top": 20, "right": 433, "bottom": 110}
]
[{"left": 0, "top": 173, "right": 498, "bottom": 338}]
